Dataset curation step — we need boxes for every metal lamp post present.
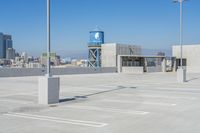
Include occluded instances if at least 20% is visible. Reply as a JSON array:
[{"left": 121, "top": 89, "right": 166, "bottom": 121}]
[
  {"left": 47, "top": 0, "right": 51, "bottom": 77},
  {"left": 38, "top": 0, "right": 60, "bottom": 105},
  {"left": 174, "top": 0, "right": 187, "bottom": 83}
]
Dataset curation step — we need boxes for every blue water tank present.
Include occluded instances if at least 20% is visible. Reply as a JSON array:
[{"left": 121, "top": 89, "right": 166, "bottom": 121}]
[{"left": 89, "top": 27, "right": 104, "bottom": 46}]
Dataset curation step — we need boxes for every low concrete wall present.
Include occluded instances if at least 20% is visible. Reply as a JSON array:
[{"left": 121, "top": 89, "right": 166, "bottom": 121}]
[
  {"left": 186, "top": 66, "right": 200, "bottom": 73},
  {"left": 0, "top": 67, "right": 117, "bottom": 77},
  {"left": 147, "top": 66, "right": 162, "bottom": 73},
  {"left": 122, "top": 67, "right": 143, "bottom": 74}
]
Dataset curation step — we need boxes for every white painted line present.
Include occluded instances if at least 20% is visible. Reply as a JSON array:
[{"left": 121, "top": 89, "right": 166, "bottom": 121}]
[
  {"left": 65, "top": 105, "right": 149, "bottom": 115},
  {"left": 102, "top": 99, "right": 176, "bottom": 107},
  {"left": 0, "top": 99, "right": 33, "bottom": 104},
  {"left": 142, "top": 94, "right": 196, "bottom": 100},
  {"left": 134, "top": 87, "right": 200, "bottom": 95},
  {"left": 0, "top": 92, "right": 37, "bottom": 98},
  {"left": 4, "top": 113, "right": 107, "bottom": 128},
  {"left": 118, "top": 94, "right": 197, "bottom": 100}
]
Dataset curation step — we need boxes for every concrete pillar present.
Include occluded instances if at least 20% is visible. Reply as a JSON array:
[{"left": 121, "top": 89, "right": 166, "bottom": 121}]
[
  {"left": 38, "top": 76, "right": 60, "bottom": 104},
  {"left": 173, "top": 59, "right": 177, "bottom": 72},
  {"left": 144, "top": 58, "right": 147, "bottom": 72},
  {"left": 177, "top": 67, "right": 186, "bottom": 83},
  {"left": 117, "top": 55, "right": 122, "bottom": 73},
  {"left": 162, "top": 58, "right": 166, "bottom": 72}
]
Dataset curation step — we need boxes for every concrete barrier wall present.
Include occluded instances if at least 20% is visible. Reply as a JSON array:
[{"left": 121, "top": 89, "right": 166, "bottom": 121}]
[
  {"left": 146, "top": 66, "right": 162, "bottom": 73},
  {"left": 0, "top": 67, "right": 117, "bottom": 77},
  {"left": 121, "top": 66, "right": 163, "bottom": 74},
  {"left": 122, "top": 67, "right": 144, "bottom": 74}
]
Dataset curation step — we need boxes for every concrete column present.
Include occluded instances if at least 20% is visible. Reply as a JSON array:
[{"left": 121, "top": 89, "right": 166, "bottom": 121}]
[
  {"left": 38, "top": 76, "right": 60, "bottom": 104},
  {"left": 144, "top": 58, "right": 147, "bottom": 72},
  {"left": 173, "top": 59, "right": 177, "bottom": 72},
  {"left": 177, "top": 67, "right": 186, "bottom": 83},
  {"left": 162, "top": 58, "right": 166, "bottom": 72},
  {"left": 117, "top": 55, "right": 122, "bottom": 73}
]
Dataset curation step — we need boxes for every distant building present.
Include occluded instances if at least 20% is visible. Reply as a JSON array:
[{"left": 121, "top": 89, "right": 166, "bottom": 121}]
[
  {"left": 71, "top": 59, "right": 87, "bottom": 67},
  {"left": 79, "top": 59, "right": 88, "bottom": 67},
  {"left": 0, "top": 33, "right": 13, "bottom": 59},
  {"left": 0, "top": 33, "right": 4, "bottom": 58},
  {"left": 6, "top": 48, "right": 15, "bottom": 59},
  {"left": 101, "top": 43, "right": 141, "bottom": 67},
  {"left": 60, "top": 57, "right": 72, "bottom": 64},
  {"left": 26, "top": 62, "right": 41, "bottom": 68},
  {"left": 4, "top": 34, "right": 12, "bottom": 50},
  {"left": 172, "top": 44, "right": 200, "bottom": 73},
  {"left": 71, "top": 59, "right": 77, "bottom": 66},
  {"left": 0, "top": 59, "right": 12, "bottom": 66},
  {"left": 13, "top": 56, "right": 24, "bottom": 67},
  {"left": 40, "top": 53, "right": 60, "bottom": 66},
  {"left": 21, "top": 52, "right": 28, "bottom": 63},
  {"left": 27, "top": 56, "right": 34, "bottom": 62},
  {"left": 156, "top": 52, "right": 165, "bottom": 66}
]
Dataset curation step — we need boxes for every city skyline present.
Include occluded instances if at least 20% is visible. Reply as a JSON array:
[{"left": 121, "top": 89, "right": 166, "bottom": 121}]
[{"left": 0, "top": 0, "right": 200, "bottom": 57}]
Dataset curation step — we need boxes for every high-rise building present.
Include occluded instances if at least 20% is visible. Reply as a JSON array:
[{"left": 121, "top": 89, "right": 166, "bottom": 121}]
[
  {"left": 0, "top": 33, "right": 4, "bottom": 58},
  {"left": 21, "top": 52, "right": 28, "bottom": 63},
  {"left": 0, "top": 33, "right": 13, "bottom": 59},
  {"left": 6, "top": 39, "right": 13, "bottom": 49},
  {"left": 6, "top": 48, "right": 15, "bottom": 59}
]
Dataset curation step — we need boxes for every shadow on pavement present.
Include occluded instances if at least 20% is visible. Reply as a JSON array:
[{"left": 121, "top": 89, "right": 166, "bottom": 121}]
[
  {"left": 59, "top": 86, "right": 136, "bottom": 103},
  {"left": 186, "top": 76, "right": 200, "bottom": 82}
]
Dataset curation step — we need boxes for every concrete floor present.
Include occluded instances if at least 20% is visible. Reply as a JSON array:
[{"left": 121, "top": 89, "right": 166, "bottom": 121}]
[{"left": 0, "top": 72, "right": 200, "bottom": 133}]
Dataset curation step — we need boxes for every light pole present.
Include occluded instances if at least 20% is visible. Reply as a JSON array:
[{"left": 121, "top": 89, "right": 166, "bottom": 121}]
[
  {"left": 174, "top": 0, "right": 187, "bottom": 83},
  {"left": 38, "top": 0, "right": 60, "bottom": 105},
  {"left": 47, "top": 0, "right": 51, "bottom": 77}
]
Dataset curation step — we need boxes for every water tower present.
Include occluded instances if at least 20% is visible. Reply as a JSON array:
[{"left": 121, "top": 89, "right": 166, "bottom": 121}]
[{"left": 88, "top": 27, "right": 104, "bottom": 67}]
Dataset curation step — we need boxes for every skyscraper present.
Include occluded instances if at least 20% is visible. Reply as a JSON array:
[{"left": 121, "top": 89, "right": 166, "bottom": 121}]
[
  {"left": 6, "top": 48, "right": 15, "bottom": 59},
  {"left": 0, "top": 33, "right": 13, "bottom": 59},
  {"left": 0, "top": 33, "right": 4, "bottom": 58}
]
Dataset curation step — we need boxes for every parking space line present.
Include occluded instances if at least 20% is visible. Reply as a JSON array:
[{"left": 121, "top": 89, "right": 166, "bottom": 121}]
[
  {"left": 0, "top": 92, "right": 37, "bottom": 98},
  {"left": 101, "top": 99, "right": 176, "bottom": 106},
  {"left": 131, "top": 88, "right": 200, "bottom": 95},
  {"left": 64, "top": 105, "right": 149, "bottom": 115},
  {"left": 118, "top": 94, "right": 197, "bottom": 100},
  {"left": 0, "top": 99, "right": 34, "bottom": 104},
  {"left": 4, "top": 113, "right": 108, "bottom": 128},
  {"left": 141, "top": 94, "right": 196, "bottom": 100}
]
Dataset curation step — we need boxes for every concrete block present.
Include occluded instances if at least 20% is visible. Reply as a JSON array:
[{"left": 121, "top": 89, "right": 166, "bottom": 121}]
[
  {"left": 38, "top": 76, "right": 60, "bottom": 104},
  {"left": 177, "top": 68, "right": 186, "bottom": 83}
]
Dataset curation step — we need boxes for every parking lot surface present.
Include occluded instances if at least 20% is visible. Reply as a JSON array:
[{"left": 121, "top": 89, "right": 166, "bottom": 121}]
[{"left": 0, "top": 72, "right": 200, "bottom": 133}]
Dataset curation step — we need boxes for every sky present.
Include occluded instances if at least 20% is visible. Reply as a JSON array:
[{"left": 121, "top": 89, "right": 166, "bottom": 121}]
[{"left": 0, "top": 0, "right": 200, "bottom": 58}]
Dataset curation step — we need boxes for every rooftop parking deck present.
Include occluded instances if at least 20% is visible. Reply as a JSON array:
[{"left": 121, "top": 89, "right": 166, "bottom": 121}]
[{"left": 0, "top": 72, "right": 200, "bottom": 133}]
